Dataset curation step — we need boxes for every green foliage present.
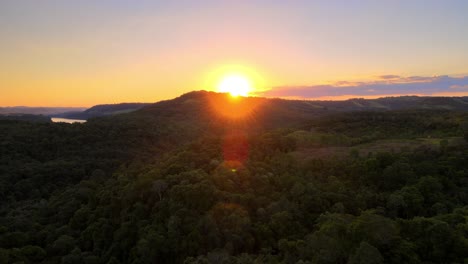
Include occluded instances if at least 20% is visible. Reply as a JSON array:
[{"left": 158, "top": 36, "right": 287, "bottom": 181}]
[
  {"left": 0, "top": 249, "right": 9, "bottom": 264},
  {"left": 348, "top": 242, "right": 383, "bottom": 264},
  {"left": 1, "top": 102, "right": 467, "bottom": 263},
  {"left": 20, "top": 245, "right": 46, "bottom": 262}
]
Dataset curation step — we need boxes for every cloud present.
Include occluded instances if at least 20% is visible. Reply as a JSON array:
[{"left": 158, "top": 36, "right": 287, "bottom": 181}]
[
  {"left": 450, "top": 84, "right": 468, "bottom": 90},
  {"left": 378, "top": 75, "right": 400, "bottom": 79},
  {"left": 256, "top": 75, "right": 468, "bottom": 99}
]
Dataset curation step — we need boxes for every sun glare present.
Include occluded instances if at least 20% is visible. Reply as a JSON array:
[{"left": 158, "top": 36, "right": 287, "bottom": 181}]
[{"left": 218, "top": 75, "right": 252, "bottom": 97}]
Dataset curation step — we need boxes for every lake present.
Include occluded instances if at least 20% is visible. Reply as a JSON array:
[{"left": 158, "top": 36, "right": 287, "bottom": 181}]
[{"left": 51, "top": 117, "right": 86, "bottom": 124}]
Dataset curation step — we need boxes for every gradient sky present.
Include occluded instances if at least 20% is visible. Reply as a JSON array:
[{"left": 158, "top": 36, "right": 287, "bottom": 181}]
[{"left": 1, "top": 0, "right": 468, "bottom": 106}]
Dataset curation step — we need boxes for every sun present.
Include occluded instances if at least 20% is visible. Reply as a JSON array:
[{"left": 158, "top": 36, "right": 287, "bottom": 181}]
[{"left": 217, "top": 74, "right": 252, "bottom": 97}]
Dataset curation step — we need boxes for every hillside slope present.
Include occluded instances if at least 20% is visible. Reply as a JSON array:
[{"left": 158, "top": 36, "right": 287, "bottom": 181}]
[
  {"left": 0, "top": 107, "right": 86, "bottom": 116},
  {"left": 55, "top": 103, "right": 150, "bottom": 120}
]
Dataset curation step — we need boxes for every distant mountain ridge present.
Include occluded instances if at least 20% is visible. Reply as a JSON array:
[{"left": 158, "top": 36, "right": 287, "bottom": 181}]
[
  {"left": 0, "top": 106, "right": 86, "bottom": 115},
  {"left": 55, "top": 103, "right": 150, "bottom": 120},
  {"left": 325, "top": 96, "right": 468, "bottom": 111},
  {"left": 0, "top": 114, "right": 51, "bottom": 122}
]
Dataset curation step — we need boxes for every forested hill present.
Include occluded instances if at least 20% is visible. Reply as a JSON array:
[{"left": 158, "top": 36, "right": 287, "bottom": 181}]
[
  {"left": 55, "top": 103, "right": 150, "bottom": 120},
  {"left": 0, "top": 114, "right": 51, "bottom": 123},
  {"left": 0, "top": 107, "right": 86, "bottom": 116},
  {"left": 53, "top": 92, "right": 468, "bottom": 121},
  {"left": 1, "top": 91, "right": 468, "bottom": 263},
  {"left": 152, "top": 91, "right": 468, "bottom": 114},
  {"left": 136, "top": 91, "right": 468, "bottom": 130},
  {"left": 306, "top": 95, "right": 468, "bottom": 111}
]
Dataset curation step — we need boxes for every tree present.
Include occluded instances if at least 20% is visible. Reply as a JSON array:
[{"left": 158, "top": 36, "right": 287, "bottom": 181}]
[
  {"left": 106, "top": 257, "right": 121, "bottom": 264},
  {"left": 306, "top": 213, "right": 354, "bottom": 263},
  {"left": 348, "top": 242, "right": 383, "bottom": 264},
  {"left": 0, "top": 248, "right": 9, "bottom": 264},
  {"left": 152, "top": 179, "right": 168, "bottom": 201},
  {"left": 350, "top": 211, "right": 399, "bottom": 248},
  {"left": 52, "top": 235, "right": 76, "bottom": 256},
  {"left": 20, "top": 245, "right": 46, "bottom": 262}
]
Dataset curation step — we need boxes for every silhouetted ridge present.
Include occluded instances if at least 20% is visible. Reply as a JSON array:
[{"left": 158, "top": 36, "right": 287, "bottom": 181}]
[{"left": 56, "top": 103, "right": 150, "bottom": 119}]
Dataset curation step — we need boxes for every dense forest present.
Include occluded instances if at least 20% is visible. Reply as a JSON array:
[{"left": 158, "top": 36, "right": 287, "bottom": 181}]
[{"left": 1, "top": 92, "right": 468, "bottom": 264}]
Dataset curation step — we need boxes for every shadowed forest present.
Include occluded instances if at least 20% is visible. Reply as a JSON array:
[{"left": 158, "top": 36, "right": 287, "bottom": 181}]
[{"left": 1, "top": 92, "right": 468, "bottom": 263}]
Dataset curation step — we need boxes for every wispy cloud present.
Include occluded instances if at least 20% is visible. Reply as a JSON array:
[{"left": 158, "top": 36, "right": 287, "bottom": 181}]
[
  {"left": 256, "top": 75, "right": 468, "bottom": 99},
  {"left": 450, "top": 84, "right": 468, "bottom": 90},
  {"left": 378, "top": 75, "right": 400, "bottom": 80}
]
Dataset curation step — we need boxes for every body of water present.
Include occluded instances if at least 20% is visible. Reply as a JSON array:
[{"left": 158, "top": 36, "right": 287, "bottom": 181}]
[{"left": 51, "top": 117, "right": 86, "bottom": 124}]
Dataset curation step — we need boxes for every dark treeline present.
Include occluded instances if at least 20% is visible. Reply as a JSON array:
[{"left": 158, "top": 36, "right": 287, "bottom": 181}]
[
  {"left": 1, "top": 92, "right": 468, "bottom": 263},
  {"left": 0, "top": 115, "right": 51, "bottom": 123}
]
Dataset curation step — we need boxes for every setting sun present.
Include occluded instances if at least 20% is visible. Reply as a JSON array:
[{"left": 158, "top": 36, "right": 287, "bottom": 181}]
[{"left": 217, "top": 75, "right": 252, "bottom": 97}]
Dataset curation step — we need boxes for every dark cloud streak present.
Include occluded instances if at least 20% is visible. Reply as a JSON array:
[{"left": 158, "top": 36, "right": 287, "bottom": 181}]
[{"left": 378, "top": 75, "right": 400, "bottom": 79}]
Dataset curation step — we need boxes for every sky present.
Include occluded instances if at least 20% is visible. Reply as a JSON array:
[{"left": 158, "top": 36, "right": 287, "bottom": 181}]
[{"left": 1, "top": 0, "right": 468, "bottom": 106}]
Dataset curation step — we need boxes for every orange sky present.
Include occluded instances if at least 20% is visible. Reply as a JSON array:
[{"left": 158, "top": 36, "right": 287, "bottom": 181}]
[{"left": 1, "top": 1, "right": 468, "bottom": 106}]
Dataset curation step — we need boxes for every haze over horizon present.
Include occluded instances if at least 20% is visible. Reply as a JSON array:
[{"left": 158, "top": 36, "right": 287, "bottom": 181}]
[{"left": 1, "top": 0, "right": 468, "bottom": 107}]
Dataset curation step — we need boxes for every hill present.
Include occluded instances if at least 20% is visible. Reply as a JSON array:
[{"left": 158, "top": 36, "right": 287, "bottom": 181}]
[
  {"left": 0, "top": 114, "right": 51, "bottom": 122},
  {"left": 261, "top": 94, "right": 468, "bottom": 112},
  {"left": 0, "top": 91, "right": 467, "bottom": 263},
  {"left": 55, "top": 103, "right": 150, "bottom": 120},
  {"left": 339, "top": 96, "right": 468, "bottom": 111},
  {"left": 0, "top": 107, "right": 86, "bottom": 116}
]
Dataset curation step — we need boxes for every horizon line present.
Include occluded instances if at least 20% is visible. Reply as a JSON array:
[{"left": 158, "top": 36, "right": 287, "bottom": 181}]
[{"left": 2, "top": 92, "right": 468, "bottom": 108}]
